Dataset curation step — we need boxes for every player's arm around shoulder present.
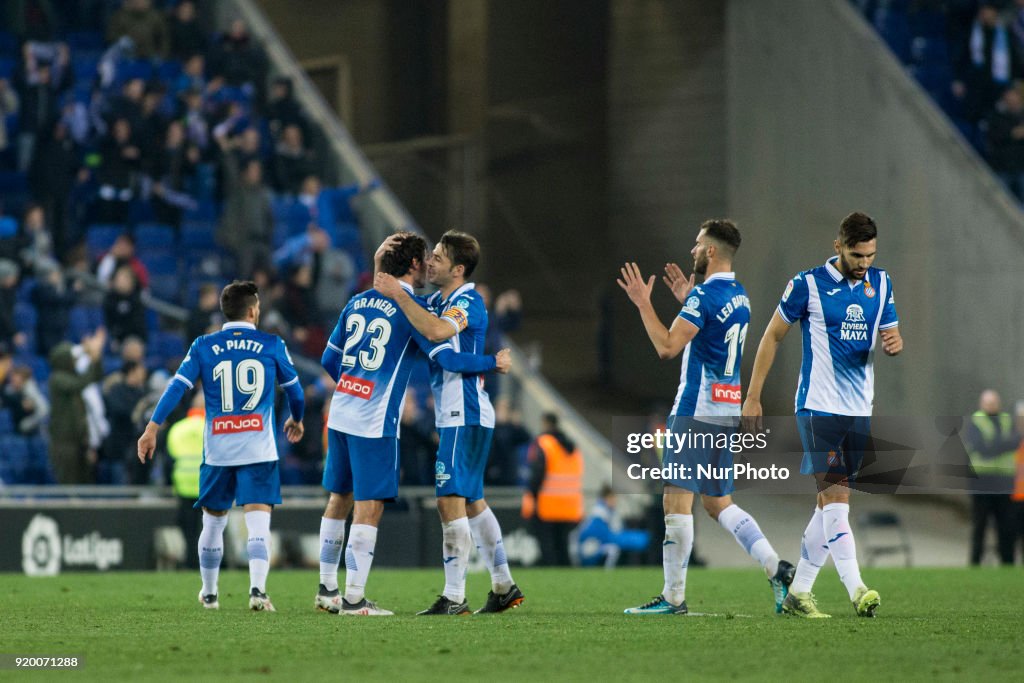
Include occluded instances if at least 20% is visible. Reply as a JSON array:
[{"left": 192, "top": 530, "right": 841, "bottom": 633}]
[{"left": 374, "top": 272, "right": 455, "bottom": 343}]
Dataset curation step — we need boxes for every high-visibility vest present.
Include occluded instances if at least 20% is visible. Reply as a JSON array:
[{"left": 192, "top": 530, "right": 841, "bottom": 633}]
[
  {"left": 1014, "top": 442, "right": 1024, "bottom": 502},
  {"left": 167, "top": 409, "right": 204, "bottom": 499},
  {"left": 968, "top": 411, "right": 1018, "bottom": 477},
  {"left": 534, "top": 434, "right": 584, "bottom": 523}
]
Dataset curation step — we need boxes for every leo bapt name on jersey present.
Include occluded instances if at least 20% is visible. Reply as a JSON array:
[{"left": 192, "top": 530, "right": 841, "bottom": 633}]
[{"left": 625, "top": 428, "right": 768, "bottom": 455}]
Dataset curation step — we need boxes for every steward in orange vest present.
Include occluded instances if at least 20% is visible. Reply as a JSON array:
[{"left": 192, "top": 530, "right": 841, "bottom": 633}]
[{"left": 522, "top": 414, "right": 584, "bottom": 566}]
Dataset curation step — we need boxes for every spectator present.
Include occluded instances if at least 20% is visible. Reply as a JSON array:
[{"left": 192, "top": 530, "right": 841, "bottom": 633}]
[
  {"left": 106, "top": 0, "right": 169, "bottom": 60},
  {"left": 48, "top": 328, "right": 106, "bottom": 484},
  {"left": 97, "top": 234, "right": 150, "bottom": 289},
  {"left": 0, "top": 259, "right": 21, "bottom": 350},
  {"left": 266, "top": 76, "right": 307, "bottom": 142},
  {"left": 288, "top": 175, "right": 364, "bottom": 243},
  {"left": 280, "top": 262, "right": 322, "bottom": 354},
  {"left": 953, "top": 2, "right": 1018, "bottom": 122},
  {"left": 28, "top": 120, "right": 81, "bottom": 259},
  {"left": 102, "top": 360, "right": 147, "bottom": 485},
  {"left": 15, "top": 44, "right": 71, "bottom": 172},
  {"left": 523, "top": 412, "right": 585, "bottom": 566},
  {"left": 102, "top": 334, "right": 147, "bottom": 392},
  {"left": 95, "top": 117, "right": 142, "bottom": 223},
  {"left": 173, "top": 54, "right": 207, "bottom": 96},
  {"left": 186, "top": 283, "right": 224, "bottom": 343},
  {"left": 103, "top": 264, "right": 147, "bottom": 347},
  {"left": 31, "top": 259, "right": 76, "bottom": 356},
  {"left": 178, "top": 87, "right": 210, "bottom": 151},
  {"left": 271, "top": 124, "right": 316, "bottom": 195},
  {"left": 18, "top": 204, "right": 53, "bottom": 273},
  {"left": 577, "top": 485, "right": 650, "bottom": 568},
  {"left": 985, "top": 87, "right": 1024, "bottom": 200},
  {"left": 216, "top": 133, "right": 273, "bottom": 277},
  {"left": 1, "top": 363, "right": 52, "bottom": 484},
  {"left": 150, "top": 120, "right": 200, "bottom": 228},
  {"left": 965, "top": 389, "right": 1019, "bottom": 565},
  {"left": 274, "top": 225, "right": 356, "bottom": 326},
  {"left": 0, "top": 78, "right": 20, "bottom": 169},
  {"left": 207, "top": 19, "right": 267, "bottom": 94},
  {"left": 478, "top": 285, "right": 522, "bottom": 399},
  {"left": 106, "top": 78, "right": 145, "bottom": 133},
  {"left": 168, "top": 0, "right": 208, "bottom": 61}
]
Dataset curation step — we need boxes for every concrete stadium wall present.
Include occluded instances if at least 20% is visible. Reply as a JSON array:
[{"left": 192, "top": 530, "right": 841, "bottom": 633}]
[{"left": 726, "top": 0, "right": 1024, "bottom": 416}]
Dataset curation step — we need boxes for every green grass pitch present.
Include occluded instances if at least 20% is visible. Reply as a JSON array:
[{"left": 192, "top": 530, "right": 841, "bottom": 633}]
[{"left": 2, "top": 567, "right": 1021, "bottom": 681}]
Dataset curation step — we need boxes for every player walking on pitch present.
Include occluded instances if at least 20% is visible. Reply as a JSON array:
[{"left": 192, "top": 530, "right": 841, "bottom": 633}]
[
  {"left": 317, "top": 232, "right": 511, "bottom": 615},
  {"left": 138, "top": 281, "right": 305, "bottom": 612},
  {"left": 742, "top": 212, "right": 902, "bottom": 618},
  {"left": 618, "top": 219, "right": 796, "bottom": 616},
  {"left": 375, "top": 230, "right": 524, "bottom": 615}
]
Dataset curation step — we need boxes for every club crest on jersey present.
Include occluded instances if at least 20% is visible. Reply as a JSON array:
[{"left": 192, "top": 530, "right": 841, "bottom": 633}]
[
  {"left": 841, "top": 304, "right": 869, "bottom": 341},
  {"left": 864, "top": 282, "right": 876, "bottom": 298},
  {"left": 212, "top": 414, "right": 264, "bottom": 434},
  {"left": 336, "top": 374, "right": 374, "bottom": 399},
  {"left": 711, "top": 383, "right": 741, "bottom": 404}
]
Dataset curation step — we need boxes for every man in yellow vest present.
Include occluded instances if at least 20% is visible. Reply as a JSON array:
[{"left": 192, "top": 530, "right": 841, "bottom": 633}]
[
  {"left": 964, "top": 390, "right": 1019, "bottom": 565},
  {"left": 524, "top": 413, "right": 584, "bottom": 566},
  {"left": 167, "top": 394, "right": 204, "bottom": 569}
]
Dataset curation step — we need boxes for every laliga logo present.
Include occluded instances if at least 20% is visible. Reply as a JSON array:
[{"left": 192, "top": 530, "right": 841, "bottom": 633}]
[
  {"left": 22, "top": 514, "right": 61, "bottom": 576},
  {"left": 845, "top": 304, "right": 865, "bottom": 323},
  {"left": 336, "top": 374, "right": 374, "bottom": 400},
  {"left": 212, "top": 415, "right": 264, "bottom": 434}
]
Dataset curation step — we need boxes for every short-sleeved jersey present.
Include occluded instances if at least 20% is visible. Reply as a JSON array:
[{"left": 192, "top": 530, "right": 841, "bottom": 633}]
[
  {"left": 326, "top": 282, "right": 451, "bottom": 438},
  {"left": 425, "top": 283, "right": 495, "bottom": 428},
  {"left": 173, "top": 322, "right": 300, "bottom": 466},
  {"left": 776, "top": 256, "right": 899, "bottom": 416},
  {"left": 671, "top": 272, "right": 750, "bottom": 418}
]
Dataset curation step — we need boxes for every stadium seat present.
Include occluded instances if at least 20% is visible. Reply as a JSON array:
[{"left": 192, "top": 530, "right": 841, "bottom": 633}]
[
  {"left": 64, "top": 30, "right": 106, "bottom": 51},
  {"left": 148, "top": 274, "right": 181, "bottom": 303},
  {"left": 185, "top": 197, "right": 218, "bottom": 220},
  {"left": 135, "top": 223, "right": 176, "bottom": 249},
  {"left": 118, "top": 60, "right": 154, "bottom": 82},
  {"left": 859, "top": 511, "right": 913, "bottom": 567},
  {"left": 86, "top": 224, "right": 127, "bottom": 259},
  {"left": 69, "top": 305, "right": 103, "bottom": 341},
  {"left": 0, "top": 57, "right": 14, "bottom": 80},
  {"left": 139, "top": 252, "right": 179, "bottom": 277},
  {"left": 149, "top": 330, "right": 185, "bottom": 363},
  {"left": 181, "top": 220, "right": 218, "bottom": 249}
]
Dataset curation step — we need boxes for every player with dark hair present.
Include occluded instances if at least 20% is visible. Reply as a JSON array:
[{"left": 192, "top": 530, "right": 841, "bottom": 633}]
[
  {"left": 743, "top": 211, "right": 902, "bottom": 618},
  {"left": 138, "top": 280, "right": 305, "bottom": 612},
  {"left": 316, "top": 232, "right": 511, "bottom": 615},
  {"left": 618, "top": 219, "right": 795, "bottom": 615},
  {"left": 374, "top": 229, "right": 524, "bottom": 615}
]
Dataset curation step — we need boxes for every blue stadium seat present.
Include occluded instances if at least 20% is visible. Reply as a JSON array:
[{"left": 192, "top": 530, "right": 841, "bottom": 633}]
[
  {"left": 140, "top": 252, "right": 179, "bottom": 277},
  {"left": 158, "top": 60, "right": 183, "bottom": 82},
  {"left": 86, "top": 224, "right": 127, "bottom": 259},
  {"left": 0, "top": 57, "right": 14, "bottom": 80},
  {"left": 135, "top": 223, "right": 176, "bottom": 249},
  {"left": 64, "top": 30, "right": 106, "bottom": 51},
  {"left": 149, "top": 330, "right": 185, "bottom": 362},
  {"left": 73, "top": 56, "right": 100, "bottom": 82},
  {"left": 69, "top": 305, "right": 104, "bottom": 341},
  {"left": 181, "top": 220, "right": 218, "bottom": 249},
  {"left": 185, "top": 197, "right": 218, "bottom": 220},
  {"left": 148, "top": 274, "right": 180, "bottom": 303},
  {"left": 118, "top": 60, "right": 154, "bottom": 82}
]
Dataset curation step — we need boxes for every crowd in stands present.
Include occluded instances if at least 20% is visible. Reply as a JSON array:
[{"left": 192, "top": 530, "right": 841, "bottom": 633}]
[
  {"left": 0, "top": 0, "right": 368, "bottom": 486},
  {"left": 855, "top": 0, "right": 1024, "bottom": 201}
]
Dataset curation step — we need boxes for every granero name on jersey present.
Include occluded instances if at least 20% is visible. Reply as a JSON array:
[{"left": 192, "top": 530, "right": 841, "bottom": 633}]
[
  {"left": 211, "top": 339, "right": 265, "bottom": 355},
  {"left": 353, "top": 297, "right": 398, "bottom": 317},
  {"left": 715, "top": 294, "right": 750, "bottom": 323}
]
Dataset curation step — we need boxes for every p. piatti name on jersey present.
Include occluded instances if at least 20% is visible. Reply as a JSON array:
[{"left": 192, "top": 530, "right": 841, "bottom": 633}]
[{"left": 168, "top": 322, "right": 303, "bottom": 466}]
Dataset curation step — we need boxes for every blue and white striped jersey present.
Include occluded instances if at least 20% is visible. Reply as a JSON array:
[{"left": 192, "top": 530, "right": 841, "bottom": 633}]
[
  {"left": 671, "top": 272, "right": 750, "bottom": 418},
  {"left": 169, "top": 322, "right": 303, "bottom": 466},
  {"left": 425, "top": 283, "right": 495, "bottom": 428},
  {"left": 777, "top": 256, "right": 899, "bottom": 416},
  {"left": 324, "top": 282, "right": 452, "bottom": 439}
]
